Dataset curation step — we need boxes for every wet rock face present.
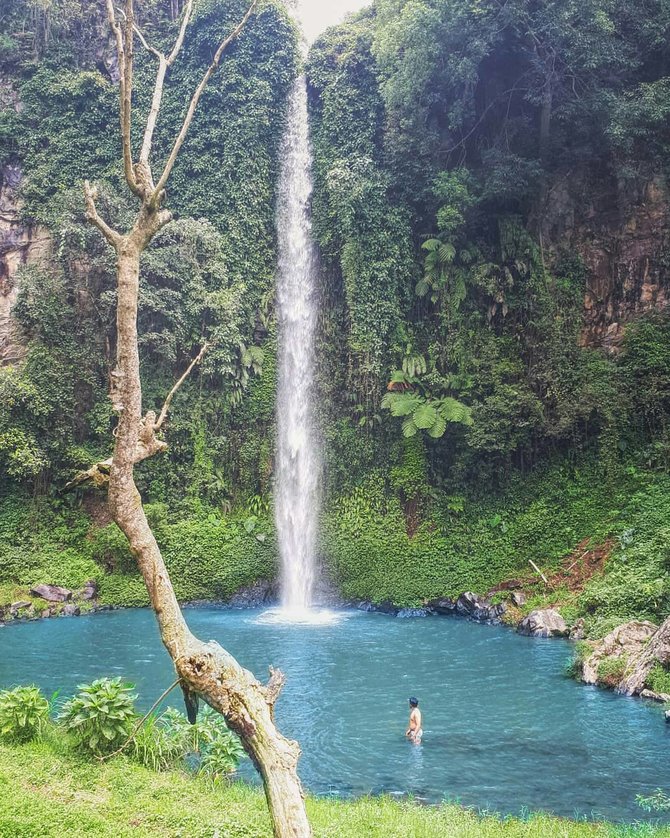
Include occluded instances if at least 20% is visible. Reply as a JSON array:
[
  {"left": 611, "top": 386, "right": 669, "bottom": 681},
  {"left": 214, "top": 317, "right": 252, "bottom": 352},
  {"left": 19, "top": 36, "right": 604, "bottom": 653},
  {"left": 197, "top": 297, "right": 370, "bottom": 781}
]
[
  {"left": 0, "top": 159, "right": 49, "bottom": 366},
  {"left": 517, "top": 608, "right": 569, "bottom": 638},
  {"left": 542, "top": 171, "right": 670, "bottom": 353},
  {"left": 227, "top": 580, "right": 276, "bottom": 608}
]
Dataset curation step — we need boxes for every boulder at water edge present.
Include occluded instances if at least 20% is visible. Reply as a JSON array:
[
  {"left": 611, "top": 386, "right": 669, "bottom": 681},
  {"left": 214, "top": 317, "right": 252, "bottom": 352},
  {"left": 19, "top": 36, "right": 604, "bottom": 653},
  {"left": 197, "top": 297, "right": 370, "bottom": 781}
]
[
  {"left": 426, "top": 598, "right": 457, "bottom": 615},
  {"left": 580, "top": 620, "right": 658, "bottom": 687},
  {"left": 78, "top": 580, "right": 98, "bottom": 601},
  {"left": 455, "top": 592, "right": 506, "bottom": 624},
  {"left": 30, "top": 584, "right": 73, "bottom": 602},
  {"left": 518, "top": 608, "right": 568, "bottom": 638}
]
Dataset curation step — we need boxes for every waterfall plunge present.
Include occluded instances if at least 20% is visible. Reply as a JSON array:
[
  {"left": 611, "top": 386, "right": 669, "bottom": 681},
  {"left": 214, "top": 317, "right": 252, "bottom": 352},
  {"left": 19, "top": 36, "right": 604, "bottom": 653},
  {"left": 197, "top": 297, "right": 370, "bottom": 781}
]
[{"left": 274, "top": 75, "right": 321, "bottom": 615}]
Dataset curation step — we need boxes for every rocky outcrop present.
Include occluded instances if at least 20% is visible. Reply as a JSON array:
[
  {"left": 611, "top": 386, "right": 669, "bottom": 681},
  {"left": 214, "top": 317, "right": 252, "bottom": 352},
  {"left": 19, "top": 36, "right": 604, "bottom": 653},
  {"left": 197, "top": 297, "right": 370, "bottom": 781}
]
[
  {"left": 518, "top": 608, "right": 569, "bottom": 638},
  {"left": 579, "top": 620, "right": 657, "bottom": 687},
  {"left": 29, "top": 584, "right": 73, "bottom": 602},
  {"left": 640, "top": 689, "right": 670, "bottom": 703},
  {"left": 78, "top": 580, "right": 99, "bottom": 601},
  {"left": 454, "top": 592, "right": 507, "bottom": 624},
  {"left": 0, "top": 161, "right": 50, "bottom": 366},
  {"left": 619, "top": 617, "right": 670, "bottom": 696},
  {"left": 541, "top": 170, "right": 670, "bottom": 353},
  {"left": 426, "top": 597, "right": 457, "bottom": 615}
]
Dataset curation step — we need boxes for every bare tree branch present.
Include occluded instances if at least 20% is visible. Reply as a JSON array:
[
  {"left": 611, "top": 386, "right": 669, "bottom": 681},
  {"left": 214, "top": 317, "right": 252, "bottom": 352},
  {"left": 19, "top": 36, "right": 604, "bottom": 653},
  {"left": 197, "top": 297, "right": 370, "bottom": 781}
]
[
  {"left": 156, "top": 342, "right": 210, "bottom": 429},
  {"left": 130, "top": 19, "right": 162, "bottom": 60},
  {"left": 104, "top": 0, "right": 139, "bottom": 194},
  {"left": 151, "top": 0, "right": 258, "bottom": 205},
  {"left": 133, "top": 0, "right": 195, "bottom": 166},
  {"left": 167, "top": 0, "right": 194, "bottom": 66},
  {"left": 84, "top": 181, "right": 121, "bottom": 248}
]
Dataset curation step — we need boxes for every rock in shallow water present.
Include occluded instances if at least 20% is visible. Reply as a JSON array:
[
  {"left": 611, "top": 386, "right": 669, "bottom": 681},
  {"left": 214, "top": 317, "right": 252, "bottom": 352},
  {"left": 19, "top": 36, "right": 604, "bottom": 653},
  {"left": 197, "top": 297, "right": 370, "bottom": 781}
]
[
  {"left": 455, "top": 592, "right": 506, "bottom": 624},
  {"left": 30, "top": 584, "right": 72, "bottom": 603},
  {"left": 227, "top": 580, "right": 275, "bottom": 608},
  {"left": 518, "top": 608, "right": 569, "bottom": 638},
  {"left": 357, "top": 601, "right": 399, "bottom": 616},
  {"left": 396, "top": 608, "right": 428, "bottom": 619}
]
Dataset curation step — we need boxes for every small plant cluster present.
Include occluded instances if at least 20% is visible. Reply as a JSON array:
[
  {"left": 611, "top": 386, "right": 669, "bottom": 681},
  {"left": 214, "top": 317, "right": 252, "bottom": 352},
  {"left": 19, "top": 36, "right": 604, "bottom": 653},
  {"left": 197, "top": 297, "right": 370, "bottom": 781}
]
[
  {"left": 0, "top": 686, "right": 50, "bottom": 743},
  {"left": 0, "top": 678, "right": 244, "bottom": 780}
]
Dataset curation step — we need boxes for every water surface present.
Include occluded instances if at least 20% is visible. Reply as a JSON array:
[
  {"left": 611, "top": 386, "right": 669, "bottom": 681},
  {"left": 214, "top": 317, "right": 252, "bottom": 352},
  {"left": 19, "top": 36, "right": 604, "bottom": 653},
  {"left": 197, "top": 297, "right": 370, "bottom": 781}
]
[{"left": 1, "top": 607, "right": 668, "bottom": 822}]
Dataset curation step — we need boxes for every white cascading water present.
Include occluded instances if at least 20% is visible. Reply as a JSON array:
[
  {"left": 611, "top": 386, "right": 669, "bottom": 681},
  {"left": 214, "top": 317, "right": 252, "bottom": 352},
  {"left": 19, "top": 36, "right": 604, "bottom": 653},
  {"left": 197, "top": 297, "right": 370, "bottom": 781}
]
[{"left": 274, "top": 74, "right": 321, "bottom": 615}]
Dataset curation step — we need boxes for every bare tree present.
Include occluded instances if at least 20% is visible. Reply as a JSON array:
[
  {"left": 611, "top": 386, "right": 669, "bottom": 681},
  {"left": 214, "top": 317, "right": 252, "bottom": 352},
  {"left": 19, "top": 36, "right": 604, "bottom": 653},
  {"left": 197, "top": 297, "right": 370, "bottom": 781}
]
[{"left": 78, "top": 2, "right": 311, "bottom": 835}]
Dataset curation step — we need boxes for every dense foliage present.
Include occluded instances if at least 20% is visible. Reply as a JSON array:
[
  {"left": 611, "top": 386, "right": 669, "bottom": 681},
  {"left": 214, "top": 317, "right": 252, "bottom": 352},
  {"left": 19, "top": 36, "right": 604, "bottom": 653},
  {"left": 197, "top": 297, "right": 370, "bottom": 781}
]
[
  {"left": 0, "top": 0, "right": 670, "bottom": 633},
  {"left": 0, "top": 0, "right": 298, "bottom": 505},
  {"left": 308, "top": 1, "right": 670, "bottom": 497}
]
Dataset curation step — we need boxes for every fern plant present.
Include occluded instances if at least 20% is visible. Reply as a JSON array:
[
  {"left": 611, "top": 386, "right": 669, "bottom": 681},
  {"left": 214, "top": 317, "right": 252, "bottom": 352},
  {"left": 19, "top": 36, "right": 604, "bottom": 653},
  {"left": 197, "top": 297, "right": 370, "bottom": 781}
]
[
  {"left": 58, "top": 678, "right": 137, "bottom": 755},
  {"left": 0, "top": 686, "right": 50, "bottom": 743},
  {"left": 381, "top": 390, "right": 473, "bottom": 439}
]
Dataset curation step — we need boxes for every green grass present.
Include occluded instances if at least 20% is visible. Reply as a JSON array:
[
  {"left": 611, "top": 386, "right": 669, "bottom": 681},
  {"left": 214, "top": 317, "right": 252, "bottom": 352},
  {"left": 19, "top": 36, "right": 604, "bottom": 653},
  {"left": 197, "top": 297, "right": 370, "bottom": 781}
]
[{"left": 0, "top": 741, "right": 667, "bottom": 838}]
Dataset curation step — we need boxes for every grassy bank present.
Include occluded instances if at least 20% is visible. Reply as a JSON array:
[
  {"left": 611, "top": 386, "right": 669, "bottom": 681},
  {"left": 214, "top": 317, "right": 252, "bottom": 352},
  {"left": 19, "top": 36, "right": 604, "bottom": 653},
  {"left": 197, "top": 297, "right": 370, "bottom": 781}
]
[{"left": 0, "top": 741, "right": 667, "bottom": 838}]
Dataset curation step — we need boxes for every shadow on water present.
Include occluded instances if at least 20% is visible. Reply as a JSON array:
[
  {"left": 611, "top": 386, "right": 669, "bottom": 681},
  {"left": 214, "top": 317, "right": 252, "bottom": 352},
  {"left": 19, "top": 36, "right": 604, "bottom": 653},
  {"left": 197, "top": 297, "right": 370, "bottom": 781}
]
[{"left": 1, "top": 606, "right": 668, "bottom": 824}]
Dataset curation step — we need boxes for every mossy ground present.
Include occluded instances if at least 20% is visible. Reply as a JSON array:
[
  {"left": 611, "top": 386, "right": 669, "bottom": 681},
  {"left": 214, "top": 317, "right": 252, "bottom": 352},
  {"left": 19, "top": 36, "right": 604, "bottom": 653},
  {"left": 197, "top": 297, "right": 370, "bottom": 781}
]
[{"left": 0, "top": 741, "right": 667, "bottom": 838}]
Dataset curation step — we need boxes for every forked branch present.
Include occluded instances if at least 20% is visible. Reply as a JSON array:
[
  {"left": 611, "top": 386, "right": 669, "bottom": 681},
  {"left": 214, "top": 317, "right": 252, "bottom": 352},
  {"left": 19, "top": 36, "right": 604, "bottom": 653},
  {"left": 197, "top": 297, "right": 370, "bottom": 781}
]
[
  {"left": 152, "top": 0, "right": 258, "bottom": 204},
  {"left": 104, "top": 0, "right": 139, "bottom": 194}
]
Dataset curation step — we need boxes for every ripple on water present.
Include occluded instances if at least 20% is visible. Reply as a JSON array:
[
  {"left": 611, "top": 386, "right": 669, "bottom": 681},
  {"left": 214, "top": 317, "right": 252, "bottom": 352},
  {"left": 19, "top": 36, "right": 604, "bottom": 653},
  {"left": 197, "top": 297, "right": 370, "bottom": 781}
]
[{"left": 1, "top": 606, "right": 668, "bottom": 824}]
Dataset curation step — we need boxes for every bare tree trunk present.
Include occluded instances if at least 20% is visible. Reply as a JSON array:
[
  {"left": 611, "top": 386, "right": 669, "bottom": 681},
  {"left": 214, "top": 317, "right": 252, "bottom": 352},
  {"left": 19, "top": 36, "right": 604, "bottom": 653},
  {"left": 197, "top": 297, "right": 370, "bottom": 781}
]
[{"left": 76, "top": 4, "right": 312, "bottom": 835}]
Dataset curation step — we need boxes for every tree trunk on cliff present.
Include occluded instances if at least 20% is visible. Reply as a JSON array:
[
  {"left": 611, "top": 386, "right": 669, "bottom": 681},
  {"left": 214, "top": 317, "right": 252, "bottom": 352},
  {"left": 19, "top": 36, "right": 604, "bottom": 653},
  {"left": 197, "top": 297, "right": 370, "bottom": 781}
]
[
  {"left": 619, "top": 617, "right": 670, "bottom": 696},
  {"left": 80, "top": 4, "right": 311, "bottom": 836}
]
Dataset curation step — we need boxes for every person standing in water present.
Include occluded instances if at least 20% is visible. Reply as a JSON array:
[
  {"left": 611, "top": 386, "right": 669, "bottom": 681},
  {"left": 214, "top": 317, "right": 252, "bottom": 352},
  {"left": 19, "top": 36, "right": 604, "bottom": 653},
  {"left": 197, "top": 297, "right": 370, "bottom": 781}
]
[{"left": 406, "top": 697, "right": 423, "bottom": 744}]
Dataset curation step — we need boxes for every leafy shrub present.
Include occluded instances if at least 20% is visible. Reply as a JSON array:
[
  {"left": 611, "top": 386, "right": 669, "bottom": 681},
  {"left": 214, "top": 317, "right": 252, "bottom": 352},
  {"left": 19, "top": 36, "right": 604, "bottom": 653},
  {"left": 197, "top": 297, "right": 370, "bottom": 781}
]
[
  {"left": 637, "top": 789, "right": 670, "bottom": 812},
  {"left": 596, "top": 655, "right": 627, "bottom": 687},
  {"left": 646, "top": 664, "right": 670, "bottom": 695},
  {"left": 160, "top": 707, "right": 244, "bottom": 777},
  {"left": 0, "top": 686, "right": 49, "bottom": 743},
  {"left": 200, "top": 734, "right": 245, "bottom": 782},
  {"left": 58, "top": 678, "right": 137, "bottom": 755}
]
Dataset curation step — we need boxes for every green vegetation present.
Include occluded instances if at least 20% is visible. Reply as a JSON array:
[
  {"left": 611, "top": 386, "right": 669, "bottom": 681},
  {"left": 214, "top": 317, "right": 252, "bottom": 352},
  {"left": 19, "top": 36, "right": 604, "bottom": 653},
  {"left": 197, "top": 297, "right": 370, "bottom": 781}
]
[
  {"left": 0, "top": 0, "right": 669, "bottom": 639},
  {"left": 59, "top": 679, "right": 138, "bottom": 755},
  {"left": 0, "top": 680, "right": 245, "bottom": 779},
  {"left": 0, "top": 686, "right": 49, "bottom": 743},
  {"left": 646, "top": 665, "right": 670, "bottom": 696},
  {"left": 0, "top": 740, "right": 667, "bottom": 838}
]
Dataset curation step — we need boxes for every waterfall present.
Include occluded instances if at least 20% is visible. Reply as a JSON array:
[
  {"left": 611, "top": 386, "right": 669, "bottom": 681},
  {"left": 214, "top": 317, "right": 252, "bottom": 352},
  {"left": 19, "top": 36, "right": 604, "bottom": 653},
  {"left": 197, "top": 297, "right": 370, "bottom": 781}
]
[{"left": 274, "top": 74, "right": 321, "bottom": 613}]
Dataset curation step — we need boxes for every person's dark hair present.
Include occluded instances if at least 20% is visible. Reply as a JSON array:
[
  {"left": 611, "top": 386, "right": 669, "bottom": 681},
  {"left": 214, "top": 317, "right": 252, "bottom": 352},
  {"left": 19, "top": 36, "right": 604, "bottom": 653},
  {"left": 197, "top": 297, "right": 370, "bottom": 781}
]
[{"left": 409, "top": 697, "right": 419, "bottom": 707}]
